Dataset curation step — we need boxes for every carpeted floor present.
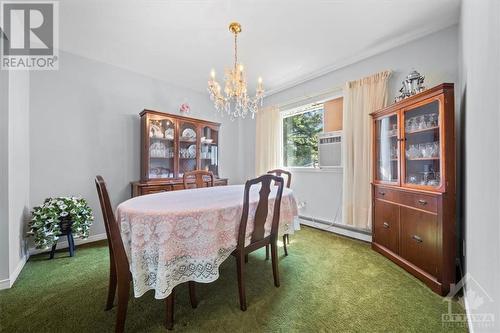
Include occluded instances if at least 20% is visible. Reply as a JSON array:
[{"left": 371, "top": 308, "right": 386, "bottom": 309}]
[{"left": 0, "top": 226, "right": 467, "bottom": 333}]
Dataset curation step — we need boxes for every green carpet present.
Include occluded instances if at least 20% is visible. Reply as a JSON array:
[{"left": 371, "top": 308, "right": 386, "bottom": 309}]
[{"left": 0, "top": 226, "right": 467, "bottom": 332}]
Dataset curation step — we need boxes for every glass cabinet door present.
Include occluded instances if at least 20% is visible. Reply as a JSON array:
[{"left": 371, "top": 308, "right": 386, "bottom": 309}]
[
  {"left": 402, "top": 99, "right": 442, "bottom": 189},
  {"left": 374, "top": 113, "right": 399, "bottom": 184},
  {"left": 200, "top": 126, "right": 219, "bottom": 176},
  {"left": 178, "top": 121, "right": 198, "bottom": 177},
  {"left": 148, "top": 118, "right": 175, "bottom": 179}
]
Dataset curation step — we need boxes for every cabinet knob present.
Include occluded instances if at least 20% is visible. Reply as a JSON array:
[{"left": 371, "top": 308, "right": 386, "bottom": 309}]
[
  {"left": 418, "top": 199, "right": 427, "bottom": 205},
  {"left": 378, "top": 191, "right": 386, "bottom": 196},
  {"left": 412, "top": 235, "right": 423, "bottom": 243},
  {"left": 383, "top": 222, "right": 389, "bottom": 228}
]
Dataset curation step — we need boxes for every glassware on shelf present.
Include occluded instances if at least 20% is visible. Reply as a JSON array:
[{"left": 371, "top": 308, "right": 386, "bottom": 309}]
[
  {"left": 421, "top": 143, "right": 433, "bottom": 158},
  {"left": 432, "top": 141, "right": 440, "bottom": 157},
  {"left": 408, "top": 174, "right": 418, "bottom": 184},
  {"left": 405, "top": 113, "right": 439, "bottom": 133},
  {"left": 417, "top": 115, "right": 426, "bottom": 130},
  {"left": 179, "top": 147, "right": 196, "bottom": 159},
  {"left": 406, "top": 144, "right": 421, "bottom": 159}
]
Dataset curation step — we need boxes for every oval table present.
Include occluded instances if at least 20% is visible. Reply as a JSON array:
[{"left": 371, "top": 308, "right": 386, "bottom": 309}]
[{"left": 116, "top": 184, "right": 299, "bottom": 299}]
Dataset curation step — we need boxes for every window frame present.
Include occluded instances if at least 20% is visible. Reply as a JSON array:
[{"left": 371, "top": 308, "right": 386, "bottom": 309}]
[{"left": 279, "top": 92, "right": 343, "bottom": 171}]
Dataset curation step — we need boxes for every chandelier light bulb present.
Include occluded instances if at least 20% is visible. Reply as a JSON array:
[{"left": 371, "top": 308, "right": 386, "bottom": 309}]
[{"left": 210, "top": 69, "right": 216, "bottom": 79}]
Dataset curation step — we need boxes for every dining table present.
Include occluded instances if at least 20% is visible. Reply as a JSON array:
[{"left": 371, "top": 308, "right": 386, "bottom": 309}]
[{"left": 116, "top": 184, "right": 299, "bottom": 299}]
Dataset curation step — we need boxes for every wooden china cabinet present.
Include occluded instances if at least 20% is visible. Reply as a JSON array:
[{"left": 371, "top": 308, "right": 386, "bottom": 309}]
[
  {"left": 370, "top": 83, "right": 456, "bottom": 295},
  {"left": 131, "top": 110, "right": 228, "bottom": 197}
]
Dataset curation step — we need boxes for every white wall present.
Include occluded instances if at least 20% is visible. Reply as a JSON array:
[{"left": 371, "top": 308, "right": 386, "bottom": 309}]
[
  {"left": 460, "top": 1, "right": 500, "bottom": 332},
  {"left": 29, "top": 51, "right": 246, "bottom": 238},
  {"left": 291, "top": 168, "right": 343, "bottom": 223},
  {"left": 0, "top": 69, "right": 31, "bottom": 288},
  {"left": 255, "top": 26, "right": 459, "bottom": 226},
  {"left": 265, "top": 25, "right": 459, "bottom": 107},
  {"left": 8, "top": 71, "right": 30, "bottom": 277},
  {"left": 0, "top": 70, "right": 9, "bottom": 283}
]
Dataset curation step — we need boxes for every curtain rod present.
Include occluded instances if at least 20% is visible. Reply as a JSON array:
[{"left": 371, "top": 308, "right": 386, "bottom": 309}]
[{"left": 276, "top": 86, "right": 343, "bottom": 111}]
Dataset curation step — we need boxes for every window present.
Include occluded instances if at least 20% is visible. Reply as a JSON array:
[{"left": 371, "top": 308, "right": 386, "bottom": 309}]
[{"left": 282, "top": 105, "right": 324, "bottom": 167}]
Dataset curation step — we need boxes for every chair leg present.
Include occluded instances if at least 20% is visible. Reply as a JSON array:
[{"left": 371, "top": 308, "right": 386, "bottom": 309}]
[
  {"left": 165, "top": 289, "right": 175, "bottom": 330},
  {"left": 105, "top": 262, "right": 117, "bottom": 310},
  {"left": 236, "top": 254, "right": 247, "bottom": 311},
  {"left": 271, "top": 241, "right": 280, "bottom": 288},
  {"left": 115, "top": 279, "right": 130, "bottom": 333},
  {"left": 265, "top": 245, "right": 269, "bottom": 260},
  {"left": 188, "top": 281, "right": 197, "bottom": 309},
  {"left": 283, "top": 235, "right": 288, "bottom": 256}
]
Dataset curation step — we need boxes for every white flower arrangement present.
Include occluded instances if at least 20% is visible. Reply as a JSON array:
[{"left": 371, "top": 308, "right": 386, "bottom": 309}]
[{"left": 28, "top": 197, "right": 94, "bottom": 249}]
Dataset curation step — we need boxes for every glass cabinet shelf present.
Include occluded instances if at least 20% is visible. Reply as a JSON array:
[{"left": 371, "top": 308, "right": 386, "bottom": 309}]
[
  {"left": 140, "top": 110, "right": 221, "bottom": 182},
  {"left": 372, "top": 91, "right": 449, "bottom": 192}
]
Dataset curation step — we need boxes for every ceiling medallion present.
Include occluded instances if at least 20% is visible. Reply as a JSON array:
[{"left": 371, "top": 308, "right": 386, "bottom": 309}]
[{"left": 208, "top": 22, "right": 264, "bottom": 119}]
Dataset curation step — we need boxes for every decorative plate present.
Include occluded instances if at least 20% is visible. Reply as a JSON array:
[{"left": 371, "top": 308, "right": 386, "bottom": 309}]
[
  {"left": 187, "top": 145, "right": 196, "bottom": 158},
  {"left": 182, "top": 128, "right": 196, "bottom": 139}
]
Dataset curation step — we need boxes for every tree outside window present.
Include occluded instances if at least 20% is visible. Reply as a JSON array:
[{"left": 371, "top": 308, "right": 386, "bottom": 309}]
[{"left": 283, "top": 109, "right": 324, "bottom": 167}]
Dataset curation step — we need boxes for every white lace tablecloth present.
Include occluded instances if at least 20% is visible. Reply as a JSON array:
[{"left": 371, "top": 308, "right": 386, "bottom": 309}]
[{"left": 116, "top": 184, "right": 299, "bottom": 299}]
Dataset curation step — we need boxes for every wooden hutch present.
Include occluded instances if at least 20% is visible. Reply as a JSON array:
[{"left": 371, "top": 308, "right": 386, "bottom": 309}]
[
  {"left": 131, "top": 110, "right": 227, "bottom": 197},
  {"left": 370, "top": 83, "right": 456, "bottom": 295}
]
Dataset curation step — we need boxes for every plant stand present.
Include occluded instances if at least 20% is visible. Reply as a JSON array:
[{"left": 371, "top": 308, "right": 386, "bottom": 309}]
[{"left": 49, "top": 219, "right": 76, "bottom": 259}]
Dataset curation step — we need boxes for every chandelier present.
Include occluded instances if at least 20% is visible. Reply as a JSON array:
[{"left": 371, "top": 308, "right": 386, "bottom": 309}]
[{"left": 208, "top": 22, "right": 264, "bottom": 119}]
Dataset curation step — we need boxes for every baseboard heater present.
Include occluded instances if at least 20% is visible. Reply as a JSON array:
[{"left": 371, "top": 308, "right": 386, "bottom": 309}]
[{"left": 299, "top": 215, "right": 372, "bottom": 236}]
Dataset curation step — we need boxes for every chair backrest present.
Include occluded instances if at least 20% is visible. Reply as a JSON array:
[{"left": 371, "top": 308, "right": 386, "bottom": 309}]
[
  {"left": 267, "top": 169, "right": 291, "bottom": 188},
  {"left": 95, "top": 176, "right": 130, "bottom": 278},
  {"left": 183, "top": 170, "right": 214, "bottom": 189},
  {"left": 237, "top": 174, "right": 284, "bottom": 249}
]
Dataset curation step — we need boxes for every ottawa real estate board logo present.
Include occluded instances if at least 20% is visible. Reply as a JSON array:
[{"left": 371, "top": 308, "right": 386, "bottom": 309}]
[{"left": 0, "top": 1, "right": 59, "bottom": 70}]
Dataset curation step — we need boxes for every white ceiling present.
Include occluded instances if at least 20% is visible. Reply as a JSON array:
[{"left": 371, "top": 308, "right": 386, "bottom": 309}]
[{"left": 59, "top": 0, "right": 460, "bottom": 95}]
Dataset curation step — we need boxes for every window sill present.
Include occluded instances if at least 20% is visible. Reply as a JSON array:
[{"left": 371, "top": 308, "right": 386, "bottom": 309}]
[{"left": 286, "top": 166, "right": 343, "bottom": 173}]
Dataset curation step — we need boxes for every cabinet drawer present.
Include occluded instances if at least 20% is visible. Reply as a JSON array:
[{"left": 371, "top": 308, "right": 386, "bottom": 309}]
[
  {"left": 215, "top": 179, "right": 228, "bottom": 186},
  {"left": 141, "top": 185, "right": 171, "bottom": 195},
  {"left": 374, "top": 186, "right": 399, "bottom": 203},
  {"left": 400, "top": 207, "right": 438, "bottom": 276},
  {"left": 373, "top": 200, "right": 399, "bottom": 254},
  {"left": 399, "top": 192, "right": 437, "bottom": 213},
  {"left": 172, "top": 184, "right": 186, "bottom": 191}
]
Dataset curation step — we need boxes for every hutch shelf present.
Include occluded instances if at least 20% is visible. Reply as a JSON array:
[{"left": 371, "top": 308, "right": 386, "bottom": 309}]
[
  {"left": 370, "top": 83, "right": 456, "bottom": 295},
  {"left": 131, "top": 110, "right": 227, "bottom": 197}
]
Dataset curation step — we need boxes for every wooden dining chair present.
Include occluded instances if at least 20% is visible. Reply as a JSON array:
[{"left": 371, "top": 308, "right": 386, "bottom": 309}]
[
  {"left": 95, "top": 176, "right": 197, "bottom": 332},
  {"left": 267, "top": 169, "right": 292, "bottom": 257},
  {"left": 183, "top": 170, "right": 214, "bottom": 189},
  {"left": 232, "top": 174, "right": 284, "bottom": 311}
]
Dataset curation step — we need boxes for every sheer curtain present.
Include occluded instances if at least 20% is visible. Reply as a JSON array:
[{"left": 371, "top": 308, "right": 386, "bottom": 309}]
[
  {"left": 342, "top": 70, "right": 391, "bottom": 230},
  {"left": 255, "top": 106, "right": 281, "bottom": 176}
]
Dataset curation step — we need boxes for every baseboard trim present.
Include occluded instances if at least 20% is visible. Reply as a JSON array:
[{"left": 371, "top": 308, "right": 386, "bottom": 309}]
[
  {"left": 463, "top": 286, "right": 474, "bottom": 333},
  {"left": 0, "top": 278, "right": 10, "bottom": 290},
  {"left": 9, "top": 254, "right": 28, "bottom": 288},
  {"left": 0, "top": 233, "right": 108, "bottom": 290},
  {"left": 298, "top": 216, "right": 372, "bottom": 242},
  {"left": 0, "top": 254, "right": 29, "bottom": 290},
  {"left": 29, "top": 233, "right": 108, "bottom": 255}
]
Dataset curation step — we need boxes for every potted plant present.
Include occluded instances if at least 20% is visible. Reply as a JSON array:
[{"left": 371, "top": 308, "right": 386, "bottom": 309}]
[{"left": 28, "top": 197, "right": 94, "bottom": 255}]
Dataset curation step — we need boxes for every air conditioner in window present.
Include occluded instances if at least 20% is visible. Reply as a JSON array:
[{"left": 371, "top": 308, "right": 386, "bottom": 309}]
[{"left": 318, "top": 131, "right": 342, "bottom": 168}]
